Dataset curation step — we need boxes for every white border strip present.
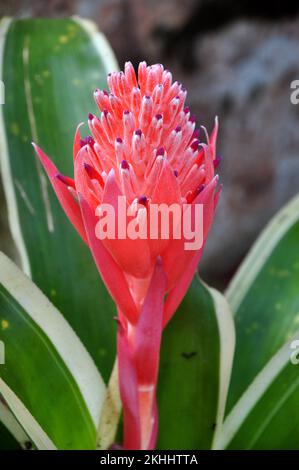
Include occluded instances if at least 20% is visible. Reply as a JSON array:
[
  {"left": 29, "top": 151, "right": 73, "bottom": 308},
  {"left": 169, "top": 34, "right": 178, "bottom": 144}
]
[
  {"left": 0, "top": 399, "right": 29, "bottom": 448},
  {"left": 0, "top": 251, "right": 106, "bottom": 427},
  {"left": 213, "top": 330, "right": 299, "bottom": 449},
  {"left": 209, "top": 286, "right": 235, "bottom": 449},
  {"left": 0, "top": 17, "right": 31, "bottom": 276},
  {"left": 97, "top": 359, "right": 121, "bottom": 449},
  {"left": 0, "top": 379, "right": 56, "bottom": 450},
  {"left": 226, "top": 194, "right": 299, "bottom": 312}
]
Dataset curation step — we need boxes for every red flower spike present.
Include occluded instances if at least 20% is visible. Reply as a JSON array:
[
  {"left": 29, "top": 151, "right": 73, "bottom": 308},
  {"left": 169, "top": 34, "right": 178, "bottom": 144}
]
[{"left": 33, "top": 61, "right": 220, "bottom": 450}]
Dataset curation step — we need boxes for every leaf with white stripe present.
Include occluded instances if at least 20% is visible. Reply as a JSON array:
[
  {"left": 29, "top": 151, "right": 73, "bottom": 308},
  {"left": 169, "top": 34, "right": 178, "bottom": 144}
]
[
  {"left": 0, "top": 17, "right": 118, "bottom": 382},
  {"left": 0, "top": 380, "right": 55, "bottom": 450},
  {"left": 0, "top": 252, "right": 105, "bottom": 449},
  {"left": 215, "top": 331, "right": 299, "bottom": 449},
  {"left": 157, "top": 276, "right": 235, "bottom": 449},
  {"left": 225, "top": 194, "right": 299, "bottom": 413}
]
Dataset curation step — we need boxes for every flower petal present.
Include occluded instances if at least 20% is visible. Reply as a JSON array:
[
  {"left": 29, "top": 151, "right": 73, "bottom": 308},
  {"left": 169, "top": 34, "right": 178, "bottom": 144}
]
[
  {"left": 79, "top": 193, "right": 139, "bottom": 324},
  {"left": 163, "top": 177, "right": 220, "bottom": 325},
  {"left": 101, "top": 169, "right": 152, "bottom": 278},
  {"left": 148, "top": 157, "right": 182, "bottom": 259},
  {"left": 73, "top": 122, "right": 84, "bottom": 160},
  {"left": 162, "top": 176, "right": 218, "bottom": 291},
  {"left": 134, "top": 258, "right": 167, "bottom": 449},
  {"left": 117, "top": 321, "right": 141, "bottom": 450},
  {"left": 32, "top": 143, "right": 87, "bottom": 243}
]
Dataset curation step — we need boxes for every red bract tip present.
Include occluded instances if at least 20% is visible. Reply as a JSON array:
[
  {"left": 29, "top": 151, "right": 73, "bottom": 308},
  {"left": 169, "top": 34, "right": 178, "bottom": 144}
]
[
  {"left": 84, "top": 163, "right": 102, "bottom": 183},
  {"left": 56, "top": 173, "right": 76, "bottom": 188}
]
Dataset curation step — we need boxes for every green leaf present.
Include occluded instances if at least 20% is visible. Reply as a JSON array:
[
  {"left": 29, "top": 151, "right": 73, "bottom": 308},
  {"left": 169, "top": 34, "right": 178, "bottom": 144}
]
[
  {"left": 157, "top": 276, "right": 235, "bottom": 449},
  {"left": 226, "top": 194, "right": 299, "bottom": 412},
  {"left": 0, "top": 251, "right": 106, "bottom": 449},
  {"left": 215, "top": 331, "right": 299, "bottom": 449},
  {"left": 0, "top": 17, "right": 119, "bottom": 381},
  {"left": 218, "top": 194, "right": 299, "bottom": 449}
]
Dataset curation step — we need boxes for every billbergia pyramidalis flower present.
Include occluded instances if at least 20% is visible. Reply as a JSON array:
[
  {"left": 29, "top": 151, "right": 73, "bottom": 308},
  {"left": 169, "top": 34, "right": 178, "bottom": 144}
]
[{"left": 33, "top": 61, "right": 220, "bottom": 450}]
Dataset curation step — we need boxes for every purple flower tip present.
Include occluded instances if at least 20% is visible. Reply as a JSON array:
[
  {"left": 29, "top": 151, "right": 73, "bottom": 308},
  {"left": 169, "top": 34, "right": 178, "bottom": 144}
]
[
  {"left": 214, "top": 155, "right": 222, "bottom": 168},
  {"left": 116, "top": 137, "right": 123, "bottom": 144},
  {"left": 135, "top": 129, "right": 142, "bottom": 137},
  {"left": 138, "top": 195, "right": 147, "bottom": 206},
  {"left": 88, "top": 113, "right": 94, "bottom": 121},
  {"left": 121, "top": 160, "right": 130, "bottom": 170},
  {"left": 156, "top": 147, "right": 165, "bottom": 156},
  {"left": 80, "top": 136, "right": 94, "bottom": 148},
  {"left": 173, "top": 170, "right": 178, "bottom": 177},
  {"left": 198, "top": 184, "right": 205, "bottom": 194},
  {"left": 192, "top": 129, "right": 200, "bottom": 139},
  {"left": 175, "top": 125, "right": 182, "bottom": 133},
  {"left": 191, "top": 140, "right": 199, "bottom": 151},
  {"left": 155, "top": 113, "right": 162, "bottom": 120}
]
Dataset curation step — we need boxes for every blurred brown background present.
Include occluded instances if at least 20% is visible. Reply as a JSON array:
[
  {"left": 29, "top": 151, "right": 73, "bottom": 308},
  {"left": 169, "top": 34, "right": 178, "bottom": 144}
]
[{"left": 1, "top": 0, "right": 299, "bottom": 288}]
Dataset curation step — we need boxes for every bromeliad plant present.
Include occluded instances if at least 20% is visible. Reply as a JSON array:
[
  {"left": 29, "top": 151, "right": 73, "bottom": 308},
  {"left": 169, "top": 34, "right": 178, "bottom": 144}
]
[
  {"left": 0, "top": 17, "right": 299, "bottom": 450},
  {"left": 33, "top": 60, "right": 219, "bottom": 450}
]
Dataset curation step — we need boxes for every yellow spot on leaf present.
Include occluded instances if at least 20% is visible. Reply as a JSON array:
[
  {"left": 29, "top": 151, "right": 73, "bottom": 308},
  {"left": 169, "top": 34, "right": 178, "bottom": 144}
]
[
  {"left": 72, "top": 78, "right": 82, "bottom": 87},
  {"left": 10, "top": 122, "right": 20, "bottom": 136},
  {"left": 1, "top": 319, "right": 9, "bottom": 330},
  {"left": 42, "top": 69, "right": 50, "bottom": 78},
  {"left": 268, "top": 267, "right": 290, "bottom": 278},
  {"left": 50, "top": 289, "right": 57, "bottom": 297},
  {"left": 59, "top": 35, "right": 69, "bottom": 44}
]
